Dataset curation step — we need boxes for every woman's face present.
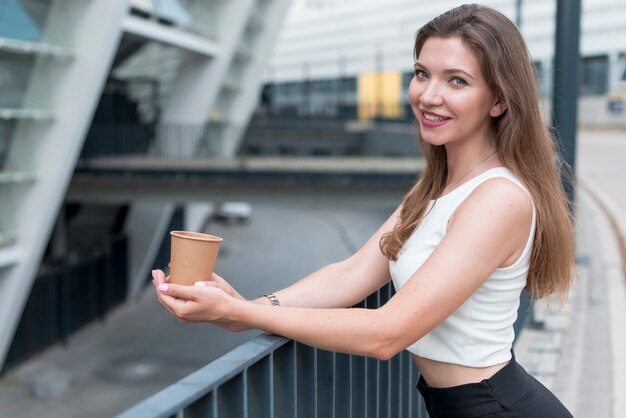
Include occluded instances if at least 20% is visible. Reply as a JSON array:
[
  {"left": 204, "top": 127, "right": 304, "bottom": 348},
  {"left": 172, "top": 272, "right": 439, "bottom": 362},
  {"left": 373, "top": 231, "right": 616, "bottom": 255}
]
[{"left": 408, "top": 36, "right": 505, "bottom": 149}]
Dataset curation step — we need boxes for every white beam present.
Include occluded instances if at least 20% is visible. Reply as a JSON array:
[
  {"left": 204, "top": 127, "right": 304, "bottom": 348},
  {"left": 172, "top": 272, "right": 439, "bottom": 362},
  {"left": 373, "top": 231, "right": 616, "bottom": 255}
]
[{"left": 122, "top": 14, "right": 220, "bottom": 57}]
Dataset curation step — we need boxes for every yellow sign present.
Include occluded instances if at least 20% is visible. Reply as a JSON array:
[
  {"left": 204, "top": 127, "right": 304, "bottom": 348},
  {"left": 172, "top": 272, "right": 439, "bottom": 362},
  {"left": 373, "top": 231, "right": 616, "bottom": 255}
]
[{"left": 358, "top": 71, "right": 402, "bottom": 120}]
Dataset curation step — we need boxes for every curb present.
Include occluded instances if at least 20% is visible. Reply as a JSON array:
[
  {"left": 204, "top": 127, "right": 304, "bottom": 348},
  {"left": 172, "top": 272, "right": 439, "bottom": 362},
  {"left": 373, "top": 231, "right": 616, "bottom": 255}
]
[
  {"left": 579, "top": 177, "right": 626, "bottom": 278},
  {"left": 578, "top": 178, "right": 626, "bottom": 418}
]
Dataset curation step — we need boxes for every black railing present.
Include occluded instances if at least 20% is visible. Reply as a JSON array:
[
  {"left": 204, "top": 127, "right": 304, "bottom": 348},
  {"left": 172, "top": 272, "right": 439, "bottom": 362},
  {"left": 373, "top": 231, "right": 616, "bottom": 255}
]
[
  {"left": 118, "top": 282, "right": 429, "bottom": 418},
  {"left": 2, "top": 234, "right": 128, "bottom": 373}
]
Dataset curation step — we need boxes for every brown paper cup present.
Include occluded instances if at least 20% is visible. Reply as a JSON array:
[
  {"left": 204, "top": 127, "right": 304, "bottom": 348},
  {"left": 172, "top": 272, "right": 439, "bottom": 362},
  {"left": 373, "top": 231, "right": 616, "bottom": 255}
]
[{"left": 169, "top": 231, "right": 223, "bottom": 286}]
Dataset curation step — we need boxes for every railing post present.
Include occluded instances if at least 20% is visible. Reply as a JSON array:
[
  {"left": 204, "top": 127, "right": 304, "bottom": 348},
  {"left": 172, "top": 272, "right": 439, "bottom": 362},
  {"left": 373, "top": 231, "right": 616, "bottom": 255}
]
[{"left": 552, "top": 0, "right": 581, "bottom": 204}]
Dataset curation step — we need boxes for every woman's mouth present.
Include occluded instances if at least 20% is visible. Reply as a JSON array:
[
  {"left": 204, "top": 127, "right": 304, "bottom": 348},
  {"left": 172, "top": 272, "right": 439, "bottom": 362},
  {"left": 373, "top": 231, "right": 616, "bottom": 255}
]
[{"left": 420, "top": 110, "right": 451, "bottom": 127}]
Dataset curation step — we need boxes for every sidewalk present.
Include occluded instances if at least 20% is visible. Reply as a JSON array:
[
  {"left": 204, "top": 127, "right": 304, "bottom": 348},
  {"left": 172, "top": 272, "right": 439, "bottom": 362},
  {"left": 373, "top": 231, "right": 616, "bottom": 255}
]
[{"left": 515, "top": 129, "right": 626, "bottom": 418}]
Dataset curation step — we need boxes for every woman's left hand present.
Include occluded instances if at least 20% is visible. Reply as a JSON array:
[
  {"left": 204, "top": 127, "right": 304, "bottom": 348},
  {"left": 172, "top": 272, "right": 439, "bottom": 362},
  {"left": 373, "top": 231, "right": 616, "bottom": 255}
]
[{"left": 152, "top": 269, "right": 243, "bottom": 330}]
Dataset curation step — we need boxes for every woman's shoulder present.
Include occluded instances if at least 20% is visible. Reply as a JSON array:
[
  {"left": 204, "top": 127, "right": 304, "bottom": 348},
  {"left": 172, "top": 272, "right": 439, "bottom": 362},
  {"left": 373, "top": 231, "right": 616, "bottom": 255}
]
[
  {"left": 451, "top": 172, "right": 534, "bottom": 229},
  {"left": 474, "top": 175, "right": 532, "bottom": 205},
  {"left": 469, "top": 167, "right": 532, "bottom": 202}
]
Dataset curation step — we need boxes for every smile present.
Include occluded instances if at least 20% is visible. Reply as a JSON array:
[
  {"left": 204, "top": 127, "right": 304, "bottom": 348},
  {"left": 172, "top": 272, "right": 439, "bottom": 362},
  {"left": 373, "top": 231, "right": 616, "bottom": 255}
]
[
  {"left": 424, "top": 113, "right": 448, "bottom": 122},
  {"left": 420, "top": 110, "right": 451, "bottom": 127}
]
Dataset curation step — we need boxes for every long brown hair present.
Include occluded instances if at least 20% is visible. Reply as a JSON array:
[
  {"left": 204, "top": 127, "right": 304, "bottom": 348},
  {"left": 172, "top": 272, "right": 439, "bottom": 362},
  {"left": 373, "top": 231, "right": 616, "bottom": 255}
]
[{"left": 381, "top": 4, "right": 575, "bottom": 301}]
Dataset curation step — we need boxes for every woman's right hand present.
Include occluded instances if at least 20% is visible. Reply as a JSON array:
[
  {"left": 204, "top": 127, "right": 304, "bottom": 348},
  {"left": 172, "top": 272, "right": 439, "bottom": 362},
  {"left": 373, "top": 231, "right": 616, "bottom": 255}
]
[
  {"left": 192, "top": 272, "right": 250, "bottom": 332},
  {"left": 153, "top": 269, "right": 249, "bottom": 332},
  {"left": 202, "top": 272, "right": 246, "bottom": 301}
]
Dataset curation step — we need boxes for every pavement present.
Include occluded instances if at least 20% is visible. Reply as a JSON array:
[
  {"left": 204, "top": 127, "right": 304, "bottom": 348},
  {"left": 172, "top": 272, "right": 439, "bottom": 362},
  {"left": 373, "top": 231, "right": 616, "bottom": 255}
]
[
  {"left": 514, "top": 129, "right": 626, "bottom": 418},
  {"left": 1, "top": 129, "right": 625, "bottom": 417}
]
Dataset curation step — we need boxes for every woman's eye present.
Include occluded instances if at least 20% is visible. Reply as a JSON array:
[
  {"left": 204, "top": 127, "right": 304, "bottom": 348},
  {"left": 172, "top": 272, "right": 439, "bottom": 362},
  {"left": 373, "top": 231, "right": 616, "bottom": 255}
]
[
  {"left": 414, "top": 69, "right": 428, "bottom": 79},
  {"left": 451, "top": 77, "right": 467, "bottom": 86}
]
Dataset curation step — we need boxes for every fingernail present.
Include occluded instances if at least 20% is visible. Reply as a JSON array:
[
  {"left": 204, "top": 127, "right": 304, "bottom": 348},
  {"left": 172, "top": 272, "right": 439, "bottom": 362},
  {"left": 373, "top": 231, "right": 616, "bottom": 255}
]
[
  {"left": 159, "top": 284, "right": 169, "bottom": 292},
  {"left": 151, "top": 270, "right": 156, "bottom": 280},
  {"left": 194, "top": 281, "right": 207, "bottom": 287}
]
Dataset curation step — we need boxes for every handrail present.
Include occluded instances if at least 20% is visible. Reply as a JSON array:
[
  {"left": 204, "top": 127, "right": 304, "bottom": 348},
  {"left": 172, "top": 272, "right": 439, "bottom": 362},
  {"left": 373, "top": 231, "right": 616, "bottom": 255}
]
[
  {"left": 117, "top": 334, "right": 289, "bottom": 418},
  {"left": 117, "top": 283, "right": 429, "bottom": 418}
]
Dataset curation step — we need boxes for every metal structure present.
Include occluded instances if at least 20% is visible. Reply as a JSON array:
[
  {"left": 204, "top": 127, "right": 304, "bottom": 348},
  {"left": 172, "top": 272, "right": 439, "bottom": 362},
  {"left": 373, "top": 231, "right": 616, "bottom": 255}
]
[
  {"left": 552, "top": 0, "right": 581, "bottom": 203},
  {"left": 0, "top": 0, "right": 292, "bottom": 370}
]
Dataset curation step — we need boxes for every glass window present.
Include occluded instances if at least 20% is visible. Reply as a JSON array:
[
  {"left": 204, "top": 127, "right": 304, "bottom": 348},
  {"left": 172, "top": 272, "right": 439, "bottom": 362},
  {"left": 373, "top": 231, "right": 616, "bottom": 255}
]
[
  {"left": 0, "top": 120, "right": 15, "bottom": 168},
  {"left": 341, "top": 76, "right": 356, "bottom": 93},
  {"left": 532, "top": 60, "right": 546, "bottom": 97},
  {"left": 0, "top": 0, "right": 52, "bottom": 42},
  {"left": 402, "top": 71, "right": 413, "bottom": 91},
  {"left": 533, "top": 61, "right": 543, "bottom": 83},
  {"left": 0, "top": 50, "right": 36, "bottom": 170},
  {"left": 618, "top": 51, "right": 626, "bottom": 82},
  {"left": 580, "top": 55, "right": 609, "bottom": 96},
  {"left": 0, "top": 52, "right": 35, "bottom": 108}
]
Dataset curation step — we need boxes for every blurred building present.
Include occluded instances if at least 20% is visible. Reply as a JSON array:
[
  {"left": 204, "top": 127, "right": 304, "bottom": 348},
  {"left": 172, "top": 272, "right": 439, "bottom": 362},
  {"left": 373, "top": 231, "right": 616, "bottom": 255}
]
[
  {"left": 264, "top": 0, "right": 626, "bottom": 126},
  {"left": 0, "top": 0, "right": 291, "bottom": 370}
]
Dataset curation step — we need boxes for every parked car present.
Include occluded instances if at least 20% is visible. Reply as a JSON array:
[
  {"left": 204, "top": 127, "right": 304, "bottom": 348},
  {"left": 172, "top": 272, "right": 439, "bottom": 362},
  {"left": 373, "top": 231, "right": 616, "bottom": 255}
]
[{"left": 213, "top": 202, "right": 252, "bottom": 224}]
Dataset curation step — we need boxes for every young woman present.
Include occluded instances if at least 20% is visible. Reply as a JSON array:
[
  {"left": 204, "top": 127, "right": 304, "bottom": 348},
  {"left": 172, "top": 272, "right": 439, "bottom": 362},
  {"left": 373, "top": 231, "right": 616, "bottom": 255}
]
[{"left": 153, "top": 4, "right": 575, "bottom": 417}]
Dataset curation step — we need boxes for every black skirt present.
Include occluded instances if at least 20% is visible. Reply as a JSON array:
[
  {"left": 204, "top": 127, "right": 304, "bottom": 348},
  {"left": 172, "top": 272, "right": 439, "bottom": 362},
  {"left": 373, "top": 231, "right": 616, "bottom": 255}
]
[{"left": 416, "top": 351, "right": 573, "bottom": 418}]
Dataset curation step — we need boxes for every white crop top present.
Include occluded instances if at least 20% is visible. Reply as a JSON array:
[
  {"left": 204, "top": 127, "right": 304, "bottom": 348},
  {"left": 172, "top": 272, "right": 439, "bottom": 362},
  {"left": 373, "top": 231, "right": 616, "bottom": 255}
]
[{"left": 389, "top": 167, "right": 536, "bottom": 367}]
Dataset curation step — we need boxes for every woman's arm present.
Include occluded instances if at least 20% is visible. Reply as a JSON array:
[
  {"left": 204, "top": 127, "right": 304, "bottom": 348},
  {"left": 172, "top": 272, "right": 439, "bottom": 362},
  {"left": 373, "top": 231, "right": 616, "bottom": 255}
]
[
  {"left": 259, "top": 205, "right": 402, "bottom": 308},
  {"left": 154, "top": 205, "right": 401, "bottom": 331},
  {"left": 157, "top": 179, "right": 533, "bottom": 359}
]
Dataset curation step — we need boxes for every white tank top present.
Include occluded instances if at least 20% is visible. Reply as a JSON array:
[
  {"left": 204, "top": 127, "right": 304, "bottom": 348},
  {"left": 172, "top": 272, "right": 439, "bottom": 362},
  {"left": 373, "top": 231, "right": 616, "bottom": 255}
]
[{"left": 389, "top": 167, "right": 536, "bottom": 367}]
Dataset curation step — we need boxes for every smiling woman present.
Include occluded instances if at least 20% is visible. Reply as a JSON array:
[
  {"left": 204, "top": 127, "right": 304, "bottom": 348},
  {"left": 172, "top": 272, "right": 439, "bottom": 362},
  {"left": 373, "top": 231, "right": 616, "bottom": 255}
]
[
  {"left": 409, "top": 36, "right": 506, "bottom": 151},
  {"left": 153, "top": 4, "right": 575, "bottom": 417}
]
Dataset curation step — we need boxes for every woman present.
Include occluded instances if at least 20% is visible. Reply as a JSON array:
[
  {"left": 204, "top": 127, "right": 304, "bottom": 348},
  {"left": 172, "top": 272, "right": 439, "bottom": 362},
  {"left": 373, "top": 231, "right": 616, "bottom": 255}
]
[{"left": 153, "top": 4, "right": 575, "bottom": 417}]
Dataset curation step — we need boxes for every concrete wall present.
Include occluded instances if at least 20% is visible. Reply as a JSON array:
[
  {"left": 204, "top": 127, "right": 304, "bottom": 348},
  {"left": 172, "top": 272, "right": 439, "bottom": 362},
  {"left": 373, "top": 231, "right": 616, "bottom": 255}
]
[{"left": 579, "top": 96, "right": 626, "bottom": 129}]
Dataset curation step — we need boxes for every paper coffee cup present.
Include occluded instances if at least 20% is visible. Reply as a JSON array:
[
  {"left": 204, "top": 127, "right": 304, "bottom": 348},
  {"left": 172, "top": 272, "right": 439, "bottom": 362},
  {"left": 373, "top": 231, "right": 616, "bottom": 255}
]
[{"left": 169, "top": 231, "right": 223, "bottom": 286}]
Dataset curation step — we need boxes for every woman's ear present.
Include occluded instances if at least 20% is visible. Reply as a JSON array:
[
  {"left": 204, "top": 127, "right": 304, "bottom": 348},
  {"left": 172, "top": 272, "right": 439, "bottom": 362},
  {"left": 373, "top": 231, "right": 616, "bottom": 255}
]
[{"left": 490, "top": 98, "right": 508, "bottom": 117}]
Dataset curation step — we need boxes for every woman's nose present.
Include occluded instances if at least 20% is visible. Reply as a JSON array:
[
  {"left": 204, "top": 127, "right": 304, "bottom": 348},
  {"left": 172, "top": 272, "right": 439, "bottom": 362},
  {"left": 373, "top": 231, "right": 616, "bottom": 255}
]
[{"left": 419, "top": 81, "right": 444, "bottom": 106}]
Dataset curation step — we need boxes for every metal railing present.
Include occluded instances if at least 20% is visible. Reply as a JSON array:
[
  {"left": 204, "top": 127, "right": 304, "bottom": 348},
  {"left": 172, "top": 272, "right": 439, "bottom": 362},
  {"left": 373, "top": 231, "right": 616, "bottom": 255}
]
[
  {"left": 118, "top": 283, "right": 429, "bottom": 418},
  {"left": 75, "top": 120, "right": 424, "bottom": 190},
  {"left": 3, "top": 234, "right": 128, "bottom": 372},
  {"left": 78, "top": 123, "right": 246, "bottom": 163}
]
